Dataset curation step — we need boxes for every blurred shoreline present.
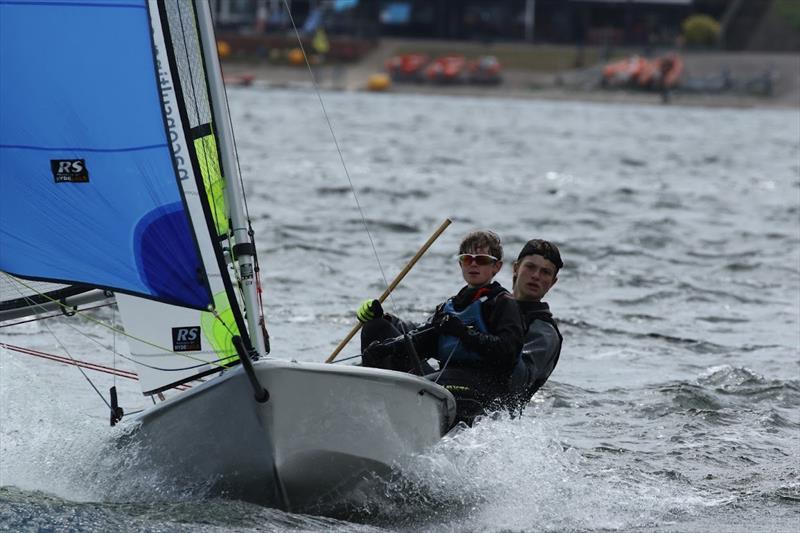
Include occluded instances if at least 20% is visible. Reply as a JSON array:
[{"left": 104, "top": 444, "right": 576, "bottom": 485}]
[{"left": 220, "top": 39, "right": 799, "bottom": 110}]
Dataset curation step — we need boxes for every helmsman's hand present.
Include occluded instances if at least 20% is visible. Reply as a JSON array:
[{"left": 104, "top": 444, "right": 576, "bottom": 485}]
[{"left": 356, "top": 299, "right": 383, "bottom": 323}]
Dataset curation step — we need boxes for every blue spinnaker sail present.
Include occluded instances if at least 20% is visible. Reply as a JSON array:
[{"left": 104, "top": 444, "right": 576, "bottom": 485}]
[{"left": 0, "top": 0, "right": 212, "bottom": 310}]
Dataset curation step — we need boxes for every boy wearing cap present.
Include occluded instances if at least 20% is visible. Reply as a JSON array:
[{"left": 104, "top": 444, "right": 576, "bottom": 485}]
[{"left": 508, "top": 239, "right": 563, "bottom": 410}]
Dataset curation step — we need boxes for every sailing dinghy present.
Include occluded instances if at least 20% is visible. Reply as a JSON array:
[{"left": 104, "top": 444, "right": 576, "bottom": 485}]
[{"left": 0, "top": 0, "right": 456, "bottom": 510}]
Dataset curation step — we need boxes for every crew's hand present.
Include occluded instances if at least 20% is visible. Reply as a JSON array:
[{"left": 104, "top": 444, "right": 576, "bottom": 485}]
[
  {"left": 356, "top": 299, "right": 383, "bottom": 323},
  {"left": 429, "top": 303, "right": 449, "bottom": 326},
  {"left": 435, "top": 313, "right": 469, "bottom": 338},
  {"left": 362, "top": 340, "right": 392, "bottom": 367}
]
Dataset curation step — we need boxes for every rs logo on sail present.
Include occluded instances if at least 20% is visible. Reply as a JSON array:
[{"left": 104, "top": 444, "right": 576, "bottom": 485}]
[
  {"left": 51, "top": 159, "right": 89, "bottom": 183},
  {"left": 172, "top": 326, "right": 201, "bottom": 351}
]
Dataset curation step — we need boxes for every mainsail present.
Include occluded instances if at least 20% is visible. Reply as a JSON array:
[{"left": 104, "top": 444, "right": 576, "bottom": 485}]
[{"left": 0, "top": 0, "right": 257, "bottom": 394}]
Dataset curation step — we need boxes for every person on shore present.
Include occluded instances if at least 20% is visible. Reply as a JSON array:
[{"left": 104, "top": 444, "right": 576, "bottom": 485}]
[
  {"left": 507, "top": 239, "right": 563, "bottom": 411},
  {"left": 356, "top": 230, "right": 524, "bottom": 424}
]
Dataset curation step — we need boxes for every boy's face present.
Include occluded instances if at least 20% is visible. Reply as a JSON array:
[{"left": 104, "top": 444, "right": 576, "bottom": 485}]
[
  {"left": 459, "top": 245, "right": 502, "bottom": 288},
  {"left": 512, "top": 254, "right": 558, "bottom": 302}
]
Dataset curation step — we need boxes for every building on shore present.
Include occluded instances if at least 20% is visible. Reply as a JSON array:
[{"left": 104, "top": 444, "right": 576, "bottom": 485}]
[{"left": 210, "top": 1, "right": 798, "bottom": 53}]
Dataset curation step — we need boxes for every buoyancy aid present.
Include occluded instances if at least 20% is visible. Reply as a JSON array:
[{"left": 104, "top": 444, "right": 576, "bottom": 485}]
[{"left": 435, "top": 296, "right": 489, "bottom": 365}]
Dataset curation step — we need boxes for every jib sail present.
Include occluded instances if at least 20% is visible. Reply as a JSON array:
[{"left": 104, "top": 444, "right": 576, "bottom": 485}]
[{"left": 0, "top": 0, "right": 251, "bottom": 394}]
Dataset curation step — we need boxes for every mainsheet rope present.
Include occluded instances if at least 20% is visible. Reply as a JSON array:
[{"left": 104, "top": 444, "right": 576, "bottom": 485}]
[{"left": 332, "top": 338, "right": 460, "bottom": 380}]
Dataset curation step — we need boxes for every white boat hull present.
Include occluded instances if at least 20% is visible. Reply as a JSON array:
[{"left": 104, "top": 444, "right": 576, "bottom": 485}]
[{"left": 126, "top": 359, "right": 456, "bottom": 510}]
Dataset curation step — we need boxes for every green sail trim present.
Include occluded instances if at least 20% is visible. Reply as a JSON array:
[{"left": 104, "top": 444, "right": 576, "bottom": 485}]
[
  {"left": 201, "top": 291, "right": 240, "bottom": 366},
  {"left": 194, "top": 131, "right": 229, "bottom": 236}
]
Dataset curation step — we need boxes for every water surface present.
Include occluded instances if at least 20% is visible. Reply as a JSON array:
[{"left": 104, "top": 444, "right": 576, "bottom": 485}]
[{"left": 1, "top": 89, "right": 798, "bottom": 532}]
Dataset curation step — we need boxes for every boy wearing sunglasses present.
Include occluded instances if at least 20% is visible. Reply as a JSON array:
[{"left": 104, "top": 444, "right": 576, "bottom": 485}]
[{"left": 356, "top": 230, "right": 524, "bottom": 424}]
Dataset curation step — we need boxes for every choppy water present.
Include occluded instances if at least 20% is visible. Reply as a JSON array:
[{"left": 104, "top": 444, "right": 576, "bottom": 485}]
[{"left": 1, "top": 89, "right": 798, "bottom": 532}]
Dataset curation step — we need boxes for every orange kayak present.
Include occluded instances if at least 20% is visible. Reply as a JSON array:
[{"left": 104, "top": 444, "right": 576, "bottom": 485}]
[
  {"left": 603, "top": 54, "right": 684, "bottom": 90},
  {"left": 425, "top": 55, "right": 467, "bottom": 84},
  {"left": 385, "top": 53, "right": 429, "bottom": 82}
]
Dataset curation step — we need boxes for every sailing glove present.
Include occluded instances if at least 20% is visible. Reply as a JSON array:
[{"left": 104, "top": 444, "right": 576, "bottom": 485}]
[
  {"left": 435, "top": 313, "right": 469, "bottom": 339},
  {"left": 362, "top": 340, "right": 393, "bottom": 368},
  {"left": 356, "top": 299, "right": 383, "bottom": 323}
]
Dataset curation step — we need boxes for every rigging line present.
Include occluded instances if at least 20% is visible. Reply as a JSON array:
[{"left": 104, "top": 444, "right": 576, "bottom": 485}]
[
  {"left": 4, "top": 299, "right": 236, "bottom": 372},
  {"left": 193, "top": 1, "right": 253, "bottom": 226},
  {"left": 7, "top": 292, "right": 236, "bottom": 372},
  {"left": 1, "top": 343, "right": 138, "bottom": 380},
  {"left": 223, "top": 255, "right": 247, "bottom": 315},
  {"left": 434, "top": 341, "right": 460, "bottom": 384},
  {"left": 209, "top": 308, "right": 237, "bottom": 339},
  {"left": 177, "top": 2, "right": 262, "bottom": 327},
  {"left": 221, "top": 80, "right": 253, "bottom": 226},
  {"left": 1, "top": 343, "right": 193, "bottom": 392},
  {"left": 1, "top": 274, "right": 235, "bottom": 368},
  {"left": 0, "top": 302, "right": 114, "bottom": 328},
  {"left": 330, "top": 353, "right": 361, "bottom": 363},
  {"left": 281, "top": 0, "right": 393, "bottom": 306},
  {"left": 0, "top": 342, "right": 192, "bottom": 391},
  {"left": 3, "top": 272, "right": 228, "bottom": 372},
  {"left": 37, "top": 303, "right": 112, "bottom": 410}
]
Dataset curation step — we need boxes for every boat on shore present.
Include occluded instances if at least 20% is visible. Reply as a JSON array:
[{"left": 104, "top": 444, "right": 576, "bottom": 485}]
[
  {"left": 467, "top": 56, "right": 503, "bottom": 85},
  {"left": 385, "top": 53, "right": 502, "bottom": 86},
  {"left": 602, "top": 55, "right": 649, "bottom": 88},
  {"left": 0, "top": 0, "right": 455, "bottom": 512},
  {"left": 425, "top": 55, "right": 467, "bottom": 84},
  {"left": 467, "top": 55, "right": 503, "bottom": 85},
  {"left": 385, "top": 53, "right": 429, "bottom": 82},
  {"left": 602, "top": 53, "right": 684, "bottom": 91}
]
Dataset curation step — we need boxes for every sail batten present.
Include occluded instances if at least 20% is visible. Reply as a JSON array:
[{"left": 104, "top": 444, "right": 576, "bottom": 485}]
[
  {"left": 0, "top": 2, "right": 146, "bottom": 9},
  {"left": 0, "top": 143, "right": 168, "bottom": 152}
]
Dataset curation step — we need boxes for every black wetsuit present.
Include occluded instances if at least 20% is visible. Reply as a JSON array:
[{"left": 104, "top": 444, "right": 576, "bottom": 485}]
[
  {"left": 508, "top": 300, "right": 562, "bottom": 410},
  {"left": 361, "top": 281, "right": 524, "bottom": 425}
]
